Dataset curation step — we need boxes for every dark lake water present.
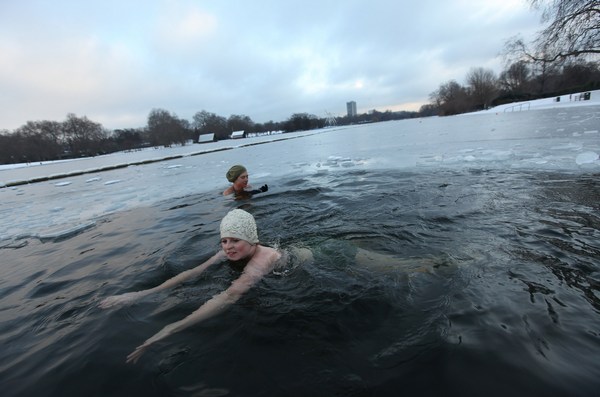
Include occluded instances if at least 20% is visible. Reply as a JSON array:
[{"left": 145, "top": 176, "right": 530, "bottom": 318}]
[{"left": 1, "top": 165, "right": 599, "bottom": 396}]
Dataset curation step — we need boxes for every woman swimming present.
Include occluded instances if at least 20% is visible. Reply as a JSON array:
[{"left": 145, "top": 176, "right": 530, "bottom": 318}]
[
  {"left": 99, "top": 209, "right": 311, "bottom": 363},
  {"left": 99, "top": 207, "right": 446, "bottom": 363},
  {"left": 222, "top": 164, "right": 268, "bottom": 198}
]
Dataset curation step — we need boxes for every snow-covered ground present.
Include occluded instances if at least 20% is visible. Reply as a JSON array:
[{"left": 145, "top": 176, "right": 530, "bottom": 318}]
[
  {"left": 2, "top": 90, "right": 598, "bottom": 186},
  {"left": 475, "top": 89, "right": 600, "bottom": 114},
  {"left": 0, "top": 129, "right": 328, "bottom": 187}
]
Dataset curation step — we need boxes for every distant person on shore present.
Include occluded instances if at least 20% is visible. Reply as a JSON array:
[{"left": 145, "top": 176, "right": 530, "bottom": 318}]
[
  {"left": 222, "top": 164, "right": 268, "bottom": 198},
  {"left": 99, "top": 209, "right": 311, "bottom": 363}
]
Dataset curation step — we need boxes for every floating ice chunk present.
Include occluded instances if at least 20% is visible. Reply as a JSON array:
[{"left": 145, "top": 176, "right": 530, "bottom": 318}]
[
  {"left": 104, "top": 180, "right": 121, "bottom": 185},
  {"left": 583, "top": 130, "right": 598, "bottom": 134},
  {"left": 575, "top": 151, "right": 599, "bottom": 165},
  {"left": 166, "top": 164, "right": 183, "bottom": 169},
  {"left": 551, "top": 142, "right": 582, "bottom": 151},
  {"left": 55, "top": 181, "right": 72, "bottom": 186},
  {"left": 35, "top": 221, "right": 96, "bottom": 242},
  {"left": 86, "top": 177, "right": 101, "bottom": 183}
]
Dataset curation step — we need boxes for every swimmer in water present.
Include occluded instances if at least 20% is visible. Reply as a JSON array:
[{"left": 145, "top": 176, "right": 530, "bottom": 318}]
[
  {"left": 99, "top": 209, "right": 311, "bottom": 363},
  {"left": 222, "top": 164, "right": 268, "bottom": 198}
]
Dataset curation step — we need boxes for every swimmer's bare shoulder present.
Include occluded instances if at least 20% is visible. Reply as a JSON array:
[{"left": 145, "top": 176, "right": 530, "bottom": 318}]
[
  {"left": 290, "top": 247, "right": 313, "bottom": 263},
  {"left": 273, "top": 246, "right": 313, "bottom": 268}
]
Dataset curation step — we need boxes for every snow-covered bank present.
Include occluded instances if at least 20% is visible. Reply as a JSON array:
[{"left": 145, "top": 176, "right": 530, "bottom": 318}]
[
  {"left": 1, "top": 91, "right": 598, "bottom": 188},
  {"left": 0, "top": 128, "right": 338, "bottom": 188},
  {"left": 472, "top": 89, "right": 600, "bottom": 114}
]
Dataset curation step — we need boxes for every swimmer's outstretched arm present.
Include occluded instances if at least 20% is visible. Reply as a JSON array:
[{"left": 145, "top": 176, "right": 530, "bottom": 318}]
[
  {"left": 126, "top": 266, "right": 266, "bottom": 363},
  {"left": 99, "top": 251, "right": 226, "bottom": 309}
]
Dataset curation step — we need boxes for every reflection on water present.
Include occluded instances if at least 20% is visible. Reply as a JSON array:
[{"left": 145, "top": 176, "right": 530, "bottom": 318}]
[{"left": 1, "top": 169, "right": 599, "bottom": 396}]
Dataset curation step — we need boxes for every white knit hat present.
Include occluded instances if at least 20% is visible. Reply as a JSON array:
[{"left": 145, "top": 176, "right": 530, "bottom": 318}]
[{"left": 220, "top": 209, "right": 259, "bottom": 244}]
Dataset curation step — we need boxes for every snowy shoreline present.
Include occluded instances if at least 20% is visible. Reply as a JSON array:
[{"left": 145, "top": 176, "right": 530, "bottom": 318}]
[
  {"left": 1, "top": 90, "right": 598, "bottom": 188},
  {"left": 0, "top": 128, "right": 334, "bottom": 187},
  {"left": 471, "top": 89, "right": 599, "bottom": 114}
]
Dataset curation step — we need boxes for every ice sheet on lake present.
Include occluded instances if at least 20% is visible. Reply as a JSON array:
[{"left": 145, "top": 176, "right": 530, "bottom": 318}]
[
  {"left": 1, "top": 97, "right": 599, "bottom": 242},
  {"left": 576, "top": 151, "right": 599, "bottom": 165}
]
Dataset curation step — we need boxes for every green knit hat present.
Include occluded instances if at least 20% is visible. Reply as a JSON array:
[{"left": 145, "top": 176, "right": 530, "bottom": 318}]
[{"left": 226, "top": 165, "right": 247, "bottom": 182}]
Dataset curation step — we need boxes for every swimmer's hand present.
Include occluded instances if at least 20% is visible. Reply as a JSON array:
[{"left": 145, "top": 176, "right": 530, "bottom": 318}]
[
  {"left": 248, "top": 184, "right": 268, "bottom": 195},
  {"left": 126, "top": 344, "right": 149, "bottom": 364},
  {"left": 126, "top": 323, "right": 177, "bottom": 363},
  {"left": 99, "top": 291, "right": 144, "bottom": 309}
]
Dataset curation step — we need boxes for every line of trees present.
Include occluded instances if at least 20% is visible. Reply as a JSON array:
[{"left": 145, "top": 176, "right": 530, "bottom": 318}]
[
  {"left": 0, "top": 114, "right": 112, "bottom": 164},
  {"left": 0, "top": 109, "right": 270, "bottom": 164},
  {"left": 426, "top": 60, "right": 600, "bottom": 116},
  {"left": 0, "top": 105, "right": 419, "bottom": 165},
  {"left": 426, "top": 0, "right": 599, "bottom": 115}
]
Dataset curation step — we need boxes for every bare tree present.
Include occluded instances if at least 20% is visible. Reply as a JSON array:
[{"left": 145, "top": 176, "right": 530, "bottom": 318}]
[
  {"left": 227, "top": 114, "right": 255, "bottom": 135},
  {"left": 499, "top": 61, "right": 531, "bottom": 94},
  {"left": 283, "top": 113, "right": 324, "bottom": 132},
  {"left": 0, "top": 116, "right": 111, "bottom": 164},
  {"left": 560, "top": 60, "right": 600, "bottom": 89},
  {"left": 192, "top": 110, "right": 228, "bottom": 140},
  {"left": 466, "top": 67, "right": 499, "bottom": 109},
  {"left": 147, "top": 108, "right": 189, "bottom": 147},
  {"left": 0, "top": 130, "right": 27, "bottom": 164},
  {"left": 505, "top": 0, "right": 599, "bottom": 65},
  {"left": 62, "top": 113, "right": 107, "bottom": 157},
  {"left": 16, "top": 120, "right": 64, "bottom": 161},
  {"left": 429, "top": 80, "right": 470, "bottom": 115},
  {"left": 418, "top": 103, "right": 439, "bottom": 117},
  {"left": 113, "top": 128, "right": 144, "bottom": 151}
]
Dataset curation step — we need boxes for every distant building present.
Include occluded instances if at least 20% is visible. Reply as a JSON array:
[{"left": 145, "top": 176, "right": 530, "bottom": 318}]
[
  {"left": 346, "top": 101, "right": 357, "bottom": 117},
  {"left": 230, "top": 130, "right": 245, "bottom": 139}
]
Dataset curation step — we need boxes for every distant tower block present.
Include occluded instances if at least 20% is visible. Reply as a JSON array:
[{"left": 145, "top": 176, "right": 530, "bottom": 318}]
[{"left": 346, "top": 101, "right": 357, "bottom": 117}]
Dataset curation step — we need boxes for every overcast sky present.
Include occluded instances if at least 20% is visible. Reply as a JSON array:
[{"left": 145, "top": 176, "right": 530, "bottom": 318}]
[{"left": 0, "top": 0, "right": 542, "bottom": 131}]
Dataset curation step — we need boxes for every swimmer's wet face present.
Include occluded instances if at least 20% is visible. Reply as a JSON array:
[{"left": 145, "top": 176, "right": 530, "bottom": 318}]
[
  {"left": 221, "top": 237, "right": 256, "bottom": 261},
  {"left": 235, "top": 171, "right": 249, "bottom": 188}
]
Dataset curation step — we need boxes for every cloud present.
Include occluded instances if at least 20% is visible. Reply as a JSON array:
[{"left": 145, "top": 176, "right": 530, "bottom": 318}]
[{"left": 0, "top": 0, "right": 541, "bottom": 130}]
